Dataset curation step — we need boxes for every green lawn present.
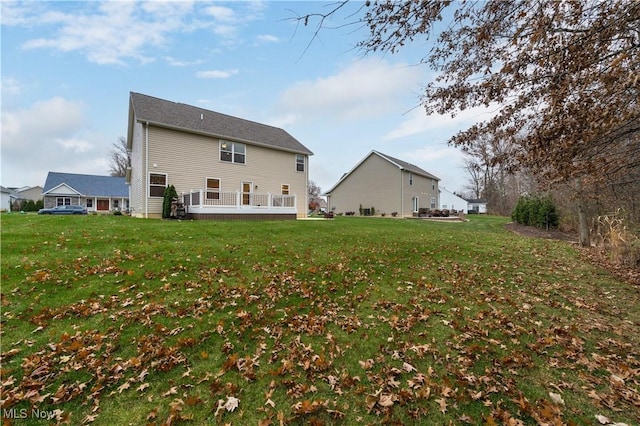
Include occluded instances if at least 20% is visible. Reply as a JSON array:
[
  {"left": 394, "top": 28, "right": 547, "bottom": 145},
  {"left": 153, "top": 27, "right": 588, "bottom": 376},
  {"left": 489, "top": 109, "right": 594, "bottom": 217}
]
[{"left": 1, "top": 214, "right": 638, "bottom": 425}]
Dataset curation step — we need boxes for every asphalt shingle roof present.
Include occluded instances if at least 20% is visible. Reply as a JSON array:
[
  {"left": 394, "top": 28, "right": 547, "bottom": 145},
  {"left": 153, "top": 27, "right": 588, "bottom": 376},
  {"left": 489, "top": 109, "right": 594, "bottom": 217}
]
[
  {"left": 374, "top": 151, "right": 440, "bottom": 180},
  {"left": 324, "top": 150, "right": 440, "bottom": 195},
  {"left": 129, "top": 92, "right": 313, "bottom": 155},
  {"left": 43, "top": 172, "right": 128, "bottom": 197}
]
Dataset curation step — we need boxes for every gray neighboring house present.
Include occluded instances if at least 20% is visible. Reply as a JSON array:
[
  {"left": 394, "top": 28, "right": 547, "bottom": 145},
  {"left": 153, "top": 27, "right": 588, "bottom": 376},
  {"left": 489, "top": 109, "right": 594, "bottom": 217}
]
[
  {"left": 16, "top": 186, "right": 44, "bottom": 202},
  {"left": 325, "top": 150, "right": 440, "bottom": 217},
  {"left": 43, "top": 172, "right": 129, "bottom": 213}
]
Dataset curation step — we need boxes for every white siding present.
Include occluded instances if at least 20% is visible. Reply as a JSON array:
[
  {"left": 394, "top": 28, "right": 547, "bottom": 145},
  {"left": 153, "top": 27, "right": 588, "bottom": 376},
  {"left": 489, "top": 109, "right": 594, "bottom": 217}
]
[{"left": 129, "top": 121, "right": 147, "bottom": 217}]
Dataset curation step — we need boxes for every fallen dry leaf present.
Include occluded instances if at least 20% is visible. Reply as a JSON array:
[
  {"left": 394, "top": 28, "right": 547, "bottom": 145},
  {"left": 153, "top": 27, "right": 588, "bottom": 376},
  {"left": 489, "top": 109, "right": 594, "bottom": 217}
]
[
  {"left": 225, "top": 396, "right": 239, "bottom": 412},
  {"left": 549, "top": 392, "right": 564, "bottom": 405}
]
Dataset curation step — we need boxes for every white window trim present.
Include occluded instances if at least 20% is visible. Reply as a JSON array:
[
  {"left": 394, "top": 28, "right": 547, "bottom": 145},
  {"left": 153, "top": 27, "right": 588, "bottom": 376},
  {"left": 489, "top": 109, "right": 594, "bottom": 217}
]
[
  {"left": 206, "top": 177, "right": 221, "bottom": 199},
  {"left": 149, "top": 172, "right": 168, "bottom": 198},
  {"left": 57, "top": 197, "right": 72, "bottom": 206},
  {"left": 220, "top": 140, "right": 246, "bottom": 165},
  {"left": 295, "top": 154, "right": 305, "bottom": 172},
  {"left": 241, "top": 180, "right": 253, "bottom": 206}
]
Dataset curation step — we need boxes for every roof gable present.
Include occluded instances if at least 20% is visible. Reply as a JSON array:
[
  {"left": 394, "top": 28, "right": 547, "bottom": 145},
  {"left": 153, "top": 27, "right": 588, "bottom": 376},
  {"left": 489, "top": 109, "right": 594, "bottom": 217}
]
[
  {"left": 128, "top": 92, "right": 313, "bottom": 155},
  {"left": 44, "top": 183, "right": 82, "bottom": 196},
  {"left": 325, "top": 150, "right": 440, "bottom": 194},
  {"left": 43, "top": 172, "right": 129, "bottom": 198},
  {"left": 0, "top": 186, "right": 20, "bottom": 197}
]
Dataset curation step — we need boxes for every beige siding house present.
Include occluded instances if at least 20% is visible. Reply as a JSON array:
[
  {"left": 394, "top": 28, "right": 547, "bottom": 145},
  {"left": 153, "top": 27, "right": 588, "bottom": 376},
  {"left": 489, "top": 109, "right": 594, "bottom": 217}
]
[
  {"left": 325, "top": 151, "right": 440, "bottom": 217},
  {"left": 126, "top": 93, "right": 313, "bottom": 219}
]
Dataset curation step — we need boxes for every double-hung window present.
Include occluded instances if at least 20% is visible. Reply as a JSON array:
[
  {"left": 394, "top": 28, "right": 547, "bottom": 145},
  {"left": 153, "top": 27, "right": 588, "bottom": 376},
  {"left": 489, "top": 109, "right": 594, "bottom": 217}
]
[
  {"left": 295, "top": 154, "right": 305, "bottom": 172},
  {"left": 149, "top": 173, "right": 167, "bottom": 197},
  {"left": 206, "top": 178, "right": 221, "bottom": 200},
  {"left": 57, "top": 197, "right": 71, "bottom": 206},
  {"left": 220, "top": 141, "right": 245, "bottom": 164}
]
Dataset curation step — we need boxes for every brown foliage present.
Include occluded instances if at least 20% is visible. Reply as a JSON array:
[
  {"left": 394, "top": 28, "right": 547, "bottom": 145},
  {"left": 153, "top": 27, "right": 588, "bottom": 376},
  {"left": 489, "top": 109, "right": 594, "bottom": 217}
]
[{"left": 361, "top": 0, "right": 639, "bottom": 188}]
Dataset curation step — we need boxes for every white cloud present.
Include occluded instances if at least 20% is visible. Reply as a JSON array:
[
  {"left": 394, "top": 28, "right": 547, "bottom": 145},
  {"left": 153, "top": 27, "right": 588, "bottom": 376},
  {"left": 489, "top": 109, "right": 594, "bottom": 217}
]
[
  {"left": 1, "top": 77, "right": 22, "bottom": 96},
  {"left": 164, "top": 57, "right": 204, "bottom": 67},
  {"left": 4, "top": 1, "right": 271, "bottom": 65},
  {"left": 1, "top": 97, "right": 108, "bottom": 187},
  {"left": 196, "top": 69, "right": 240, "bottom": 79},
  {"left": 384, "top": 103, "right": 501, "bottom": 140},
  {"left": 398, "top": 146, "right": 467, "bottom": 190},
  {"left": 56, "top": 138, "right": 92, "bottom": 153},
  {"left": 204, "top": 5, "right": 237, "bottom": 22},
  {"left": 202, "top": 3, "right": 266, "bottom": 43},
  {"left": 276, "top": 58, "right": 425, "bottom": 124},
  {"left": 1, "top": 97, "right": 85, "bottom": 147},
  {"left": 19, "top": 2, "right": 181, "bottom": 65},
  {"left": 256, "top": 34, "right": 279, "bottom": 43}
]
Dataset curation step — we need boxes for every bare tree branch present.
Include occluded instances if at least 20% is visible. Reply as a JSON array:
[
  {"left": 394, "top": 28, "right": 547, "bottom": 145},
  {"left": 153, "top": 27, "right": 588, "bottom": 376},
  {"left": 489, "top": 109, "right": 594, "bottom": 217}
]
[{"left": 109, "top": 136, "right": 131, "bottom": 177}]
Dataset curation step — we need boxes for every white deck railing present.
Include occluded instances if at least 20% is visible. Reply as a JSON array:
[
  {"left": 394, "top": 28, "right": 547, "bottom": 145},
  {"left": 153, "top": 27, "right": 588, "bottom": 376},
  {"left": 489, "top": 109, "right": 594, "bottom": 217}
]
[{"left": 183, "top": 190, "right": 296, "bottom": 211}]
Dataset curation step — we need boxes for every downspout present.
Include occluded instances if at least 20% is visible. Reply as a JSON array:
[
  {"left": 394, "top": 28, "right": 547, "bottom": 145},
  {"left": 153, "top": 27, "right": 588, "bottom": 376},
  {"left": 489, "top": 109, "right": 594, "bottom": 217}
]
[
  {"left": 303, "top": 155, "right": 308, "bottom": 218},
  {"left": 400, "top": 168, "right": 404, "bottom": 217},
  {"left": 144, "top": 121, "right": 149, "bottom": 218}
]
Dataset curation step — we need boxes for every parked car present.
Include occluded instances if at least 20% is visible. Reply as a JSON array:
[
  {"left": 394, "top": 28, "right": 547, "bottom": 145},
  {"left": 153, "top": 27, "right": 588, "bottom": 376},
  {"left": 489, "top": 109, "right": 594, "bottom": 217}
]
[{"left": 38, "top": 205, "right": 88, "bottom": 215}]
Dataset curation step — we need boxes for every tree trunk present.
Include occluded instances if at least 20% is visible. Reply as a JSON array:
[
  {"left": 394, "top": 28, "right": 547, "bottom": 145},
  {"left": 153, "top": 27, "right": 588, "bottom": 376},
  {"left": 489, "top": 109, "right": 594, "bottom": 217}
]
[{"left": 576, "top": 177, "right": 591, "bottom": 247}]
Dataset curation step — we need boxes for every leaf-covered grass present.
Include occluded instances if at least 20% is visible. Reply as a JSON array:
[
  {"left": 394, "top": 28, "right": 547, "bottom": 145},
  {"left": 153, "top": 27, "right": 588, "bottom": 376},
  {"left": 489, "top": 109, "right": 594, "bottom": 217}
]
[{"left": 1, "top": 214, "right": 638, "bottom": 425}]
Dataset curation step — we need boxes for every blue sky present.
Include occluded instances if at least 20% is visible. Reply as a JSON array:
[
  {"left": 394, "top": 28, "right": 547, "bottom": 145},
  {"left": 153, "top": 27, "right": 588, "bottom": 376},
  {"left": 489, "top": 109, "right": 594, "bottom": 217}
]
[{"left": 1, "top": 1, "right": 492, "bottom": 195}]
